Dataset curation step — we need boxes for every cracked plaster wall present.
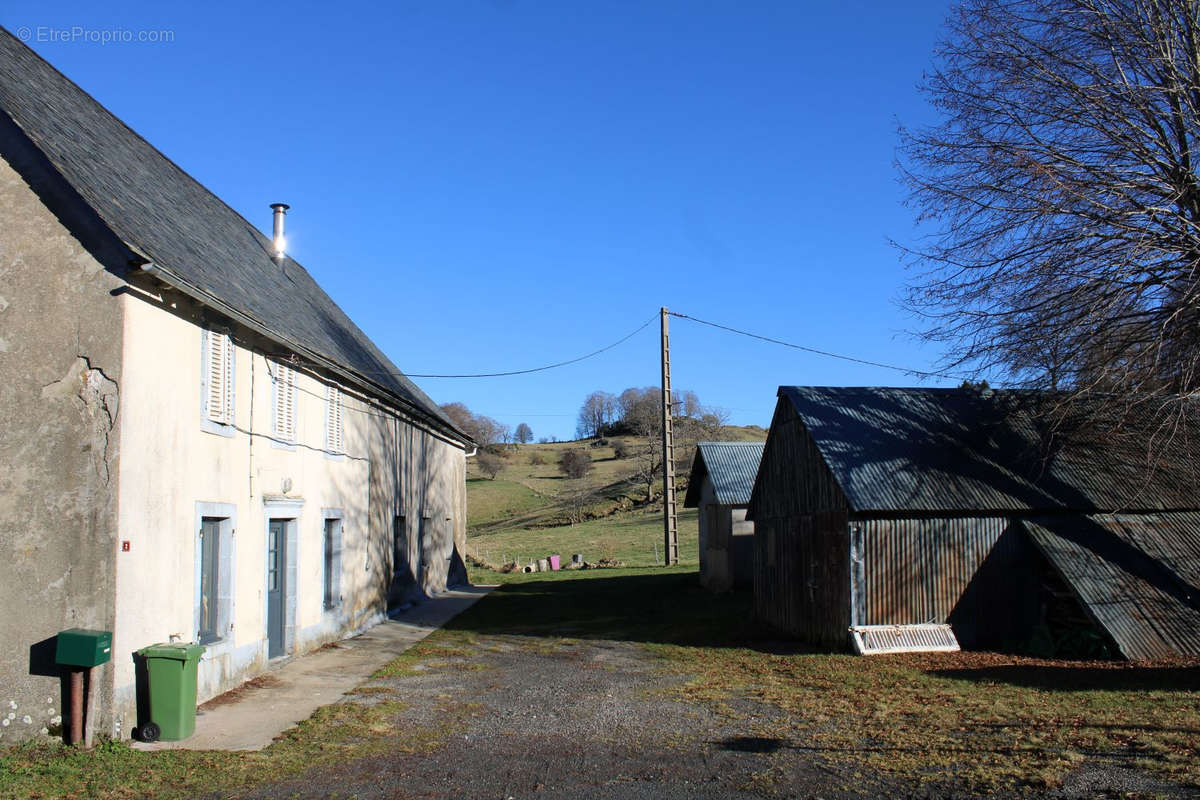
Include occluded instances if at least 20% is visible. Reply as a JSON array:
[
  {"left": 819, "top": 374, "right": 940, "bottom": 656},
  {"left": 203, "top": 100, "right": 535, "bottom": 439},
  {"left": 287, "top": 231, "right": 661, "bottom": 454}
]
[{"left": 0, "top": 151, "right": 124, "bottom": 744}]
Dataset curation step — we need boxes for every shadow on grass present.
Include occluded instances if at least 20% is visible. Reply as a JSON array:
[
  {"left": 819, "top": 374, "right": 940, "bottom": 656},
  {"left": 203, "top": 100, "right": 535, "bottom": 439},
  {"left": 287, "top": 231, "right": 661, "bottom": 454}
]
[
  {"left": 450, "top": 569, "right": 814, "bottom": 652},
  {"left": 930, "top": 664, "right": 1200, "bottom": 693}
]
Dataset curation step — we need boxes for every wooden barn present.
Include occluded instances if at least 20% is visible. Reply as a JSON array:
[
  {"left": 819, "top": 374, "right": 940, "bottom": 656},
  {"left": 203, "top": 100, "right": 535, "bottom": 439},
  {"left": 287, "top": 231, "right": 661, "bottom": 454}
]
[
  {"left": 747, "top": 386, "right": 1200, "bottom": 660},
  {"left": 683, "top": 442, "right": 764, "bottom": 592}
]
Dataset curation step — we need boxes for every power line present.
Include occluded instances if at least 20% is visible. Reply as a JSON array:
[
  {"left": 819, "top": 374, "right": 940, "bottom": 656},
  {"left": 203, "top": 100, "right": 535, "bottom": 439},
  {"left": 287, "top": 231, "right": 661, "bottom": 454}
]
[
  {"left": 277, "top": 304, "right": 963, "bottom": 385},
  {"left": 402, "top": 313, "right": 659, "bottom": 378},
  {"left": 668, "top": 311, "right": 970, "bottom": 380}
]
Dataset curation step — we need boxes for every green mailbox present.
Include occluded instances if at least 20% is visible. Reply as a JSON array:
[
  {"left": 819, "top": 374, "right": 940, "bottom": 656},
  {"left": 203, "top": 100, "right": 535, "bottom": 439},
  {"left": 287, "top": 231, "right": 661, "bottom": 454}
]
[{"left": 55, "top": 629, "right": 113, "bottom": 668}]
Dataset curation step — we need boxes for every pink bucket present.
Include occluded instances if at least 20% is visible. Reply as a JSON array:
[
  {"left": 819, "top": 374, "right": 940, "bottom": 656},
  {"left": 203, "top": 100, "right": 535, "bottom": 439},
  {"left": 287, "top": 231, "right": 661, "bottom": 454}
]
[{"left": 548, "top": 554, "right": 562, "bottom": 571}]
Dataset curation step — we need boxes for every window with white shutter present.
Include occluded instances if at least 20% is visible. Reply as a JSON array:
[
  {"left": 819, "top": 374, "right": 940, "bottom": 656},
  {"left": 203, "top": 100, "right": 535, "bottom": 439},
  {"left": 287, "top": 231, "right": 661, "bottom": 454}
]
[
  {"left": 271, "top": 361, "right": 297, "bottom": 441},
  {"left": 202, "top": 329, "right": 234, "bottom": 428},
  {"left": 325, "top": 384, "right": 344, "bottom": 453}
]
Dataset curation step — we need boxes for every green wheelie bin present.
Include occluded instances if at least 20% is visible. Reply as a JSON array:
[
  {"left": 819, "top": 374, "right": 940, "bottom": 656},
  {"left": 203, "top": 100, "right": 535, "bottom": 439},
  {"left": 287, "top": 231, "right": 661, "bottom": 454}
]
[{"left": 135, "top": 642, "right": 206, "bottom": 742}]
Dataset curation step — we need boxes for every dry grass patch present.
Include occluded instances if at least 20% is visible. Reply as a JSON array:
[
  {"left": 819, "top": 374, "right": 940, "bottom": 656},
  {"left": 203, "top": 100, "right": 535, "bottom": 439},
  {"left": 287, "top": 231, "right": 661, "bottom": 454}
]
[
  {"left": 0, "top": 693, "right": 462, "bottom": 800},
  {"left": 372, "top": 633, "right": 484, "bottom": 678},
  {"left": 648, "top": 643, "right": 1200, "bottom": 793}
]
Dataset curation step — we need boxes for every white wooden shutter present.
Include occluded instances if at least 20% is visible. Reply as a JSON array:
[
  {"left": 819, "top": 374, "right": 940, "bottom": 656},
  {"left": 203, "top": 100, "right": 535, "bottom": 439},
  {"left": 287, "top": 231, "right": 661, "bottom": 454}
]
[
  {"left": 205, "top": 330, "right": 234, "bottom": 424},
  {"left": 273, "top": 362, "right": 296, "bottom": 440},
  {"left": 326, "top": 384, "right": 343, "bottom": 452},
  {"left": 849, "top": 624, "right": 960, "bottom": 655}
]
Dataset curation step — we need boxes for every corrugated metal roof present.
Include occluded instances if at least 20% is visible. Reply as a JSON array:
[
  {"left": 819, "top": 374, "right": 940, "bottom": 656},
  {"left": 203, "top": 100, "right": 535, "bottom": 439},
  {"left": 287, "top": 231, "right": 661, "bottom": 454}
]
[
  {"left": 780, "top": 386, "right": 1200, "bottom": 514},
  {"left": 0, "top": 29, "right": 467, "bottom": 443},
  {"left": 684, "top": 442, "right": 765, "bottom": 507},
  {"left": 1022, "top": 514, "right": 1200, "bottom": 660}
]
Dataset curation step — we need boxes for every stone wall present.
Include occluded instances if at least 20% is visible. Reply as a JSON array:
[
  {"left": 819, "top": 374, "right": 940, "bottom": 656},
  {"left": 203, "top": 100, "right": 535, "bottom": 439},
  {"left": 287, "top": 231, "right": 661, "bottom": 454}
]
[{"left": 0, "top": 120, "right": 132, "bottom": 743}]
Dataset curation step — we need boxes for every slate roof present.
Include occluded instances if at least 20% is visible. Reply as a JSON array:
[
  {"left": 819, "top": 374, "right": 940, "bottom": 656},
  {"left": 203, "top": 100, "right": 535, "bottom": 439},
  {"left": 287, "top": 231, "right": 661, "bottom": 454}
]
[
  {"left": 1022, "top": 514, "right": 1200, "bottom": 660},
  {"left": 0, "top": 28, "right": 465, "bottom": 442},
  {"left": 778, "top": 386, "right": 1200, "bottom": 514},
  {"left": 684, "top": 442, "right": 764, "bottom": 507}
]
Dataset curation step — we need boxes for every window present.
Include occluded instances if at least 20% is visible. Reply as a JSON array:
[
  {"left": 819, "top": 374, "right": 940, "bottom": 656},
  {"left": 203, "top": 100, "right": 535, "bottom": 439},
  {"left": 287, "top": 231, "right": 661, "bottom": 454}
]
[
  {"left": 202, "top": 329, "right": 234, "bottom": 430},
  {"left": 198, "top": 518, "right": 220, "bottom": 642},
  {"left": 271, "top": 361, "right": 296, "bottom": 442},
  {"left": 323, "top": 516, "right": 343, "bottom": 610},
  {"left": 325, "top": 384, "right": 344, "bottom": 453},
  {"left": 194, "top": 503, "right": 236, "bottom": 647}
]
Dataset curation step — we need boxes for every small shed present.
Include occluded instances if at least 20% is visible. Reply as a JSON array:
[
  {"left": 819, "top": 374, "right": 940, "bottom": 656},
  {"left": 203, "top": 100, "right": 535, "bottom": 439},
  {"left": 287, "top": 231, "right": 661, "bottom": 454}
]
[
  {"left": 747, "top": 386, "right": 1200, "bottom": 659},
  {"left": 684, "top": 442, "right": 764, "bottom": 592}
]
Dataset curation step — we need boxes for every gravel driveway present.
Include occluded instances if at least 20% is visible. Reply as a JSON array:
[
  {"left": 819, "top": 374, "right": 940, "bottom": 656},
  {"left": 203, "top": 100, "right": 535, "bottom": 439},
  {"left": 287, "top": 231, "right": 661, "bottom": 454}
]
[
  {"left": 243, "top": 633, "right": 915, "bottom": 800},
  {"left": 231, "top": 564, "right": 1199, "bottom": 800}
]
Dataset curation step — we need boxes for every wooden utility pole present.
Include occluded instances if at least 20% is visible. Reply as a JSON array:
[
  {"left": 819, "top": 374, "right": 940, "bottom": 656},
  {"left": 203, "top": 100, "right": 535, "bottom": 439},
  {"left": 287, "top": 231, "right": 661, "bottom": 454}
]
[{"left": 660, "top": 307, "right": 679, "bottom": 565}]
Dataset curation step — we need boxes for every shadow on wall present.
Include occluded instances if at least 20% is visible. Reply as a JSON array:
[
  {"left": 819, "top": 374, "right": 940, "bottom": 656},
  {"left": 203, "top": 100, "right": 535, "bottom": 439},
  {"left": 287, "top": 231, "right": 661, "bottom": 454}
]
[
  {"left": 131, "top": 653, "right": 150, "bottom": 740},
  {"left": 27, "top": 635, "right": 70, "bottom": 743},
  {"left": 946, "top": 523, "right": 1040, "bottom": 650},
  {"left": 447, "top": 546, "right": 468, "bottom": 588}
]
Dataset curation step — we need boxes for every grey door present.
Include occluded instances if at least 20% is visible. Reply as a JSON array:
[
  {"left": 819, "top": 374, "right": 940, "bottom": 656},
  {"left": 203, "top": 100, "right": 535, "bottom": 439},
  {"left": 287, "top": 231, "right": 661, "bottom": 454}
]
[{"left": 267, "top": 519, "right": 286, "bottom": 658}]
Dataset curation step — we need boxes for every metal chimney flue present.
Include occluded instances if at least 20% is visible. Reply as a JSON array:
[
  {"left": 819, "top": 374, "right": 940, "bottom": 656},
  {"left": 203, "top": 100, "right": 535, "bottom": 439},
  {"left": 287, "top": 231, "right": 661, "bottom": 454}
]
[{"left": 270, "top": 203, "right": 289, "bottom": 260}]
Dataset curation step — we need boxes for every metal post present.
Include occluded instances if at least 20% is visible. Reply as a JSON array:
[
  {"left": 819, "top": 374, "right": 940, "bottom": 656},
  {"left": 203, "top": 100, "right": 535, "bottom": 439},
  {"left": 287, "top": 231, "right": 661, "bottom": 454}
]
[
  {"left": 67, "top": 668, "right": 83, "bottom": 746},
  {"left": 660, "top": 307, "right": 678, "bottom": 566}
]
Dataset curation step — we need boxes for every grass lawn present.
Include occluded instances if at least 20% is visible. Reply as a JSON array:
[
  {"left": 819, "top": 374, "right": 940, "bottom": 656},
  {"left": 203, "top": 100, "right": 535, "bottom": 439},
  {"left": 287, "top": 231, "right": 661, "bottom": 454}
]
[
  {"left": 0, "top": 695, "right": 447, "bottom": 799},
  {"left": 464, "top": 478, "right": 546, "bottom": 529},
  {"left": 467, "top": 507, "right": 699, "bottom": 569}
]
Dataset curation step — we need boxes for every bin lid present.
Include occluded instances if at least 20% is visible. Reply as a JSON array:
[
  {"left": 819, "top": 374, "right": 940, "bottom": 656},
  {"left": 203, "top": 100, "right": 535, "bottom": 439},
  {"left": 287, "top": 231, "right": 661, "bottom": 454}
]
[{"left": 137, "top": 642, "right": 206, "bottom": 661}]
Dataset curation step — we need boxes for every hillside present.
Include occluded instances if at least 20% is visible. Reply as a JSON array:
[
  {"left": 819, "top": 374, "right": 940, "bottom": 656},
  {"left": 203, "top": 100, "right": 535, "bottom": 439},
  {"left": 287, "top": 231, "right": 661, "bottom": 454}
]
[{"left": 464, "top": 426, "right": 767, "bottom": 572}]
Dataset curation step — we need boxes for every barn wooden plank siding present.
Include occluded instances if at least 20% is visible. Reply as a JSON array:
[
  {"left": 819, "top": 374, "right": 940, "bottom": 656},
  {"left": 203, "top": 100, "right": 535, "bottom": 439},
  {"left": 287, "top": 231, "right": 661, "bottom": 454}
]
[
  {"left": 750, "top": 399, "right": 851, "bottom": 644},
  {"left": 747, "top": 386, "right": 1200, "bottom": 659},
  {"left": 754, "top": 511, "right": 850, "bottom": 646}
]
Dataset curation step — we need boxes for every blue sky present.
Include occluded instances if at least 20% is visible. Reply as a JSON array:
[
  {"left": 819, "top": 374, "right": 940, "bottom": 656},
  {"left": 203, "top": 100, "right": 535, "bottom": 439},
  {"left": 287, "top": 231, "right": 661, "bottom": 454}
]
[{"left": 4, "top": 1, "right": 957, "bottom": 440}]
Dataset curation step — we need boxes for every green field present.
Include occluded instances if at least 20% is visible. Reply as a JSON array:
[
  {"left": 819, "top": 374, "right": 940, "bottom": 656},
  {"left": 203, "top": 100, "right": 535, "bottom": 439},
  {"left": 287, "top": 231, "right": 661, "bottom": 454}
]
[
  {"left": 464, "top": 478, "right": 546, "bottom": 529},
  {"left": 468, "top": 507, "right": 699, "bottom": 571},
  {"left": 462, "top": 430, "right": 758, "bottom": 570}
]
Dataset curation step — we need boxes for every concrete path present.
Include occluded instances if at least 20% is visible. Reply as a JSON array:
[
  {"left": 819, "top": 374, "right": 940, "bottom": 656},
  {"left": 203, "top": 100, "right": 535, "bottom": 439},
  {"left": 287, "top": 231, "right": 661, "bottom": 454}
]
[{"left": 133, "top": 586, "right": 494, "bottom": 752}]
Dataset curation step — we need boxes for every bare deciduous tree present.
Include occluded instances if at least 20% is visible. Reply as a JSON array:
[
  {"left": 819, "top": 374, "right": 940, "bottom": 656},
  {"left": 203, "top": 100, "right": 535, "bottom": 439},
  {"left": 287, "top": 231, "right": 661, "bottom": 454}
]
[
  {"left": 900, "top": 0, "right": 1200, "bottom": 438},
  {"left": 563, "top": 485, "right": 596, "bottom": 524},
  {"left": 620, "top": 387, "right": 662, "bottom": 439},
  {"left": 439, "top": 402, "right": 507, "bottom": 448},
  {"left": 632, "top": 440, "right": 659, "bottom": 503},
  {"left": 674, "top": 406, "right": 731, "bottom": 474},
  {"left": 514, "top": 422, "right": 534, "bottom": 444},
  {"left": 439, "top": 402, "right": 474, "bottom": 433},
  {"left": 576, "top": 391, "right": 617, "bottom": 439}
]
